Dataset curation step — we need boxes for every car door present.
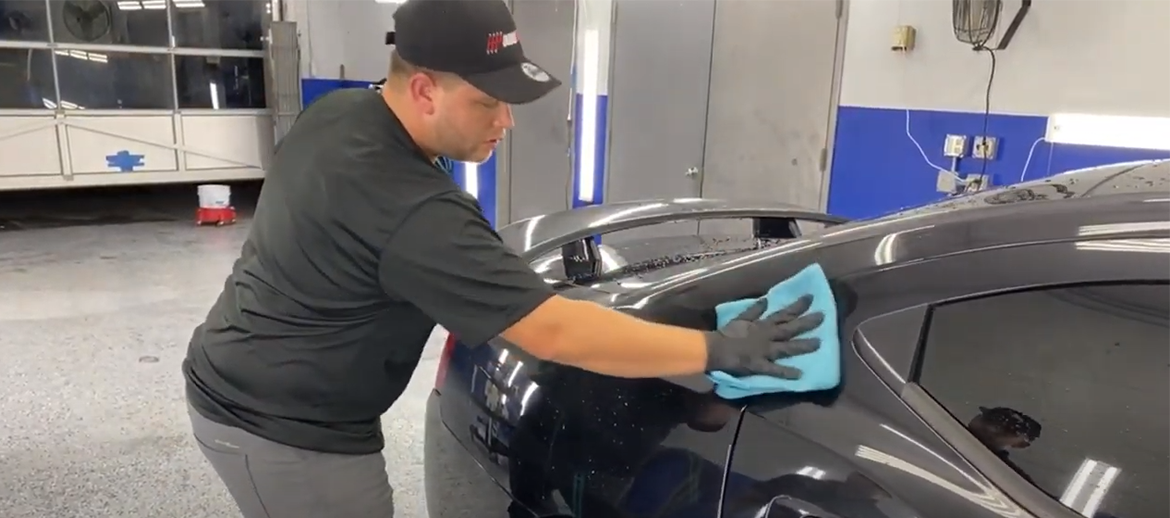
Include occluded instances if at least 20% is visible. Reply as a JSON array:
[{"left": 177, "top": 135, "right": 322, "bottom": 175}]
[
  {"left": 493, "top": 330, "right": 744, "bottom": 518},
  {"left": 723, "top": 236, "right": 1169, "bottom": 518}
]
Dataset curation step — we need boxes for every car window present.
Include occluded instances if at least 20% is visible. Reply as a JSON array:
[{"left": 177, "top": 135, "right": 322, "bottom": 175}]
[{"left": 917, "top": 283, "right": 1169, "bottom": 518}]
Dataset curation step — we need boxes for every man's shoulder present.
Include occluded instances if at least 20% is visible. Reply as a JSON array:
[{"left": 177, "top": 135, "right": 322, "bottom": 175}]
[{"left": 316, "top": 87, "right": 383, "bottom": 110}]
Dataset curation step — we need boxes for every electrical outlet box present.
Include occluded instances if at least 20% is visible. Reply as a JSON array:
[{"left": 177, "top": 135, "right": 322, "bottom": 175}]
[
  {"left": 943, "top": 135, "right": 968, "bottom": 158},
  {"left": 936, "top": 170, "right": 960, "bottom": 193},
  {"left": 891, "top": 25, "right": 917, "bottom": 51},
  {"left": 965, "top": 174, "right": 993, "bottom": 192},
  {"left": 973, "top": 136, "right": 998, "bottom": 160}
]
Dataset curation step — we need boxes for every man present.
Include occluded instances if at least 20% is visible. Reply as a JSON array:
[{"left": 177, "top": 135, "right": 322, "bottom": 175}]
[
  {"left": 967, "top": 406, "right": 1042, "bottom": 484},
  {"left": 182, "top": 0, "right": 823, "bottom": 516}
]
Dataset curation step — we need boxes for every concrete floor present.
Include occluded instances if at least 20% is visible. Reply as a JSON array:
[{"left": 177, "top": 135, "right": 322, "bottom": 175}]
[{"left": 0, "top": 184, "right": 436, "bottom": 518}]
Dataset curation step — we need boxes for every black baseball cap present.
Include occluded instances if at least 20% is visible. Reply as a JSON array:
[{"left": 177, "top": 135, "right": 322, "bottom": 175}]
[
  {"left": 978, "top": 406, "right": 1042, "bottom": 441},
  {"left": 386, "top": 0, "right": 562, "bottom": 105}
]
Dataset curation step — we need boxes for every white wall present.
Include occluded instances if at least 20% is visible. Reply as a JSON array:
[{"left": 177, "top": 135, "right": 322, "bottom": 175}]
[
  {"left": 841, "top": 0, "right": 1170, "bottom": 116},
  {"left": 284, "top": 0, "right": 399, "bottom": 81}
]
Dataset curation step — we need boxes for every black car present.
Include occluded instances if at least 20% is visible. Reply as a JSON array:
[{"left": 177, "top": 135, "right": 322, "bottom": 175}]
[{"left": 425, "top": 159, "right": 1170, "bottom": 518}]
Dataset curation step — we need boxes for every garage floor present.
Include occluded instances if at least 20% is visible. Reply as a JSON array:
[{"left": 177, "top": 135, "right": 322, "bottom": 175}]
[{"left": 0, "top": 184, "right": 437, "bottom": 518}]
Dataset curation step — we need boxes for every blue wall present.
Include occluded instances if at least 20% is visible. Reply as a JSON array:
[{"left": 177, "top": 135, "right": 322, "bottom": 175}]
[
  {"left": 302, "top": 78, "right": 378, "bottom": 107},
  {"left": 301, "top": 78, "right": 498, "bottom": 227},
  {"left": 827, "top": 106, "right": 1170, "bottom": 220}
]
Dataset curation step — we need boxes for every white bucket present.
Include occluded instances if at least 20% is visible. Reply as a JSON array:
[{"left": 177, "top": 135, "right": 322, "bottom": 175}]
[{"left": 197, "top": 184, "right": 232, "bottom": 209}]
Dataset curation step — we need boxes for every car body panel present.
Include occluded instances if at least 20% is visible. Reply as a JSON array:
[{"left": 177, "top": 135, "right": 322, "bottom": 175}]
[
  {"left": 725, "top": 238, "right": 1170, "bottom": 518},
  {"left": 425, "top": 159, "right": 1170, "bottom": 518}
]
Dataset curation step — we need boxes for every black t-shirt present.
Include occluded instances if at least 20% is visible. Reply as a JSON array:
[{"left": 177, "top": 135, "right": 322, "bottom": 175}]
[{"left": 182, "top": 88, "right": 555, "bottom": 455}]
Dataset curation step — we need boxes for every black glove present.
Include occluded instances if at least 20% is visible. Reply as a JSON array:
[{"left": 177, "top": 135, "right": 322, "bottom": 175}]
[{"left": 703, "top": 295, "right": 824, "bottom": 379}]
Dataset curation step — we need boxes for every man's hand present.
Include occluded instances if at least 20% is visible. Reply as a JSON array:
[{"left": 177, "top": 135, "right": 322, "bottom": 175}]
[{"left": 703, "top": 295, "right": 824, "bottom": 378}]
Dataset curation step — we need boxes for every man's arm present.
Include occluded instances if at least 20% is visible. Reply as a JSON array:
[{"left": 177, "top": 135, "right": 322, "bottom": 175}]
[{"left": 380, "top": 193, "right": 822, "bottom": 379}]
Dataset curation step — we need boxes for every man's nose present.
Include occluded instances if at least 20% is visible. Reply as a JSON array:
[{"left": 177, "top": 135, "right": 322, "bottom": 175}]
[{"left": 496, "top": 104, "right": 515, "bottom": 130}]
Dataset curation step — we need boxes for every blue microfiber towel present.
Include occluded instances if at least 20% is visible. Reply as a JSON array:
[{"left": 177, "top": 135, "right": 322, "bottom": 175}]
[{"left": 706, "top": 263, "right": 841, "bottom": 399}]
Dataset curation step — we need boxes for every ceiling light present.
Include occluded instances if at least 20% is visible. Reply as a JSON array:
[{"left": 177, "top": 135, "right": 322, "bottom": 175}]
[{"left": 1047, "top": 113, "right": 1170, "bottom": 151}]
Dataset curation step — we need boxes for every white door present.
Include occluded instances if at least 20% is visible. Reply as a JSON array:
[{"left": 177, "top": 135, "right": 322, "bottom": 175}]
[
  {"left": 605, "top": 0, "right": 717, "bottom": 239},
  {"left": 699, "top": 0, "right": 847, "bottom": 236}
]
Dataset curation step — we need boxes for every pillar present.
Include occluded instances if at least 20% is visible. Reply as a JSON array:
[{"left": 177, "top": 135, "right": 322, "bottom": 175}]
[{"left": 571, "top": 0, "right": 614, "bottom": 208}]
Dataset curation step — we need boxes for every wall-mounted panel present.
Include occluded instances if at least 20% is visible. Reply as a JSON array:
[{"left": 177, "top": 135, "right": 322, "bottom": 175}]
[
  {"left": 181, "top": 114, "right": 273, "bottom": 170},
  {"left": 0, "top": 116, "right": 61, "bottom": 177},
  {"left": 65, "top": 116, "right": 177, "bottom": 174}
]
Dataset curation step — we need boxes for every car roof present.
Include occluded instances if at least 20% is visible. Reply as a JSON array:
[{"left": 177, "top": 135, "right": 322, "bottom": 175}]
[
  {"left": 812, "top": 159, "right": 1170, "bottom": 245},
  {"left": 590, "top": 160, "right": 1170, "bottom": 300},
  {"left": 885, "top": 159, "right": 1170, "bottom": 218}
]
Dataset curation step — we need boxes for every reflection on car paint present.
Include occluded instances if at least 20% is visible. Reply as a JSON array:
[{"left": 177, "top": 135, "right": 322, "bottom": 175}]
[
  {"left": 465, "top": 348, "right": 532, "bottom": 470},
  {"left": 427, "top": 160, "right": 1170, "bottom": 518}
]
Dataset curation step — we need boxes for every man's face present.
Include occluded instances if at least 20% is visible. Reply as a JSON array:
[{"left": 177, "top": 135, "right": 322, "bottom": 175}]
[
  {"left": 412, "top": 73, "right": 514, "bottom": 163},
  {"left": 1001, "top": 431, "right": 1031, "bottom": 449},
  {"left": 969, "top": 415, "right": 1031, "bottom": 450}
]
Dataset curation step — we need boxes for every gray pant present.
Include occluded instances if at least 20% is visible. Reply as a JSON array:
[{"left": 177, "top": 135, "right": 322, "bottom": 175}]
[{"left": 189, "top": 406, "right": 394, "bottom": 518}]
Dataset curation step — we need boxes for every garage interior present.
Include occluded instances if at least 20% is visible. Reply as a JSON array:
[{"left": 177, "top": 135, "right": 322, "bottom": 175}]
[{"left": 0, "top": 0, "right": 1167, "bottom": 517}]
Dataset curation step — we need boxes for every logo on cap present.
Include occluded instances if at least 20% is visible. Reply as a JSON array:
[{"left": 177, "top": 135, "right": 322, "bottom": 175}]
[
  {"left": 521, "top": 62, "right": 551, "bottom": 83},
  {"left": 487, "top": 30, "right": 519, "bottom": 54}
]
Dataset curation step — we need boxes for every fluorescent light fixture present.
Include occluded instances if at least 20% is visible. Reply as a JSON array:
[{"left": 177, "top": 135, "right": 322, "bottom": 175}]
[
  {"left": 1060, "top": 458, "right": 1121, "bottom": 517},
  {"left": 1076, "top": 238, "right": 1170, "bottom": 253},
  {"left": 208, "top": 81, "right": 220, "bottom": 110},
  {"left": 576, "top": 28, "right": 601, "bottom": 203},
  {"left": 1047, "top": 113, "right": 1170, "bottom": 151},
  {"left": 464, "top": 162, "right": 479, "bottom": 198},
  {"left": 374, "top": 0, "right": 404, "bottom": 3},
  {"left": 1078, "top": 221, "right": 1170, "bottom": 236},
  {"left": 55, "top": 49, "right": 108, "bottom": 63},
  {"left": 796, "top": 466, "right": 826, "bottom": 479},
  {"left": 117, "top": 0, "right": 168, "bottom": 9}
]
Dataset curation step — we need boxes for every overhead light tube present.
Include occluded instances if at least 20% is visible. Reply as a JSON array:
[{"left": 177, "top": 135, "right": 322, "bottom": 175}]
[
  {"left": 576, "top": 28, "right": 601, "bottom": 203},
  {"left": 1047, "top": 113, "right": 1170, "bottom": 151}
]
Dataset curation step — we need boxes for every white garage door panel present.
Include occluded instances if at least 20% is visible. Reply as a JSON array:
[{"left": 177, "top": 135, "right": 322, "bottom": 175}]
[
  {"left": 182, "top": 115, "right": 272, "bottom": 170},
  {"left": 66, "top": 116, "right": 178, "bottom": 174},
  {"left": 0, "top": 116, "right": 61, "bottom": 177}
]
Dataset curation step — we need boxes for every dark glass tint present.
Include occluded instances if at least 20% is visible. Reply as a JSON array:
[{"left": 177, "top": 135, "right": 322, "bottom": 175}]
[
  {"left": 919, "top": 283, "right": 1170, "bottom": 518},
  {"left": 55, "top": 49, "right": 173, "bottom": 109},
  {"left": 175, "top": 54, "right": 266, "bottom": 109},
  {"left": 170, "top": 0, "right": 265, "bottom": 50},
  {"left": 50, "top": 0, "right": 170, "bottom": 46},
  {"left": 0, "top": 0, "right": 51, "bottom": 42},
  {"left": 0, "top": 47, "right": 55, "bottom": 108}
]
